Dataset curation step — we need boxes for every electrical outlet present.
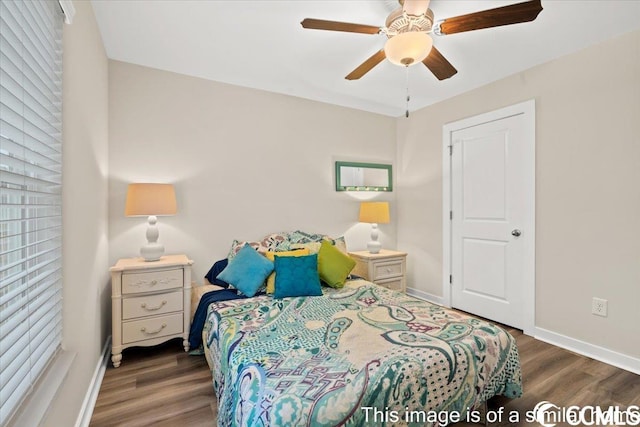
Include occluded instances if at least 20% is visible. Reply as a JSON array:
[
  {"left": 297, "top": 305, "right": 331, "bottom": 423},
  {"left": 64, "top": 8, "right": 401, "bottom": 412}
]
[{"left": 592, "top": 297, "right": 608, "bottom": 317}]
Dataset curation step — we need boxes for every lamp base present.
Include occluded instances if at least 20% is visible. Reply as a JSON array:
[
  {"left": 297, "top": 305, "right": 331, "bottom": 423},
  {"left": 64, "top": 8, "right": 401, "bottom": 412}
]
[
  {"left": 367, "top": 240, "right": 382, "bottom": 254},
  {"left": 141, "top": 215, "right": 164, "bottom": 261},
  {"left": 141, "top": 243, "right": 164, "bottom": 262},
  {"left": 367, "top": 222, "right": 382, "bottom": 254}
]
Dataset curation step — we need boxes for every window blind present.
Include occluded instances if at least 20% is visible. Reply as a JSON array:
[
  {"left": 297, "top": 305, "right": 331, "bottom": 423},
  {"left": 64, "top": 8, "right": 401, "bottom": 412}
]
[{"left": 0, "top": 0, "right": 64, "bottom": 424}]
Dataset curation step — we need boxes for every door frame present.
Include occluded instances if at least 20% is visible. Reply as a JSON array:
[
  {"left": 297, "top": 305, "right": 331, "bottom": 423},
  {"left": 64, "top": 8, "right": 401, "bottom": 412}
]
[{"left": 442, "top": 100, "right": 536, "bottom": 336}]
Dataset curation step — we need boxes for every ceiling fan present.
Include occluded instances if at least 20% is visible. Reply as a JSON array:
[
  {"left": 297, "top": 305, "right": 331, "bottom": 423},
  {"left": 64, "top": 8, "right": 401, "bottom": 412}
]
[{"left": 301, "top": 0, "right": 543, "bottom": 81}]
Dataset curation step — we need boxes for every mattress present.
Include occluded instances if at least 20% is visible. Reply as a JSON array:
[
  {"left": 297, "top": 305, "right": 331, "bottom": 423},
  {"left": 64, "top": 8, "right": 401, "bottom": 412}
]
[{"left": 203, "top": 279, "right": 522, "bottom": 426}]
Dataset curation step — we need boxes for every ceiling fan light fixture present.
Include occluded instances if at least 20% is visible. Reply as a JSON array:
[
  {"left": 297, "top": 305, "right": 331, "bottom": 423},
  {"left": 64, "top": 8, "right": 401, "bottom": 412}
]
[{"left": 384, "top": 32, "right": 433, "bottom": 66}]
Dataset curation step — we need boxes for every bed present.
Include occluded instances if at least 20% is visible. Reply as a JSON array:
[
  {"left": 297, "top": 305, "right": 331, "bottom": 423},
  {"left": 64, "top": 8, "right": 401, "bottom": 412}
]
[{"left": 201, "top": 278, "right": 522, "bottom": 426}]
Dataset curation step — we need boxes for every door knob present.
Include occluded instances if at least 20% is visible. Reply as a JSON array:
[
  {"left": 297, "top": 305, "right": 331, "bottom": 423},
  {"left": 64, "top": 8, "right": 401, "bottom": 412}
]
[{"left": 511, "top": 229, "right": 522, "bottom": 237}]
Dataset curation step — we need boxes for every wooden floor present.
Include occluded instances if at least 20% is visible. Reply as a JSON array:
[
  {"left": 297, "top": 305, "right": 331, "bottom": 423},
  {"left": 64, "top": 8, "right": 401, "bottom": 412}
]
[
  {"left": 90, "top": 340, "right": 216, "bottom": 427},
  {"left": 90, "top": 329, "right": 640, "bottom": 426}
]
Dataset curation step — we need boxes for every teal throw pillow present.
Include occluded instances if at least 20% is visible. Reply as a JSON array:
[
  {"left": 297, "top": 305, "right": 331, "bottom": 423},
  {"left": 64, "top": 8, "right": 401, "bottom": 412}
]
[
  {"left": 273, "top": 253, "right": 322, "bottom": 299},
  {"left": 318, "top": 239, "right": 356, "bottom": 288},
  {"left": 218, "top": 244, "right": 274, "bottom": 297}
]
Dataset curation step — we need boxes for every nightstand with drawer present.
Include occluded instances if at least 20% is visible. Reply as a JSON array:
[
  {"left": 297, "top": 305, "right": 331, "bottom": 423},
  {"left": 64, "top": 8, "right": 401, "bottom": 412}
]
[
  {"left": 349, "top": 250, "right": 407, "bottom": 293},
  {"left": 110, "top": 254, "right": 193, "bottom": 367}
]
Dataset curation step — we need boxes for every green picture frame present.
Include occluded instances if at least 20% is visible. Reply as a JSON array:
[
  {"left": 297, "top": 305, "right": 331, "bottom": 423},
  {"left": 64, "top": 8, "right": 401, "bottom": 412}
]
[{"left": 335, "top": 161, "right": 393, "bottom": 192}]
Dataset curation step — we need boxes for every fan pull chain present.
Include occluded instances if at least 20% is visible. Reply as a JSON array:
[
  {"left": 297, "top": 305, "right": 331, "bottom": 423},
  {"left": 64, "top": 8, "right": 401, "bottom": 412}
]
[{"left": 405, "top": 65, "right": 410, "bottom": 118}]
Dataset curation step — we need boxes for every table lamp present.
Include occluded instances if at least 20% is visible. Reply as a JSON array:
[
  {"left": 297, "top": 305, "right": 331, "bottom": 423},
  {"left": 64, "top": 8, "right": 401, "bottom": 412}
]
[
  {"left": 359, "top": 201, "right": 390, "bottom": 254},
  {"left": 125, "top": 183, "right": 177, "bottom": 261}
]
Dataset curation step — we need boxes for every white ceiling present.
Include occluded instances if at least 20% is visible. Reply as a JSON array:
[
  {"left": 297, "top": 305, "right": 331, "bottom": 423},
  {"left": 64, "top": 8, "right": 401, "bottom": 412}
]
[{"left": 91, "top": 0, "right": 640, "bottom": 117}]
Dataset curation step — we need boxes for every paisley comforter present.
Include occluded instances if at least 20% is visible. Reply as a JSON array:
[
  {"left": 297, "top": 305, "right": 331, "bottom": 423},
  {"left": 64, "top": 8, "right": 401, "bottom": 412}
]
[{"left": 203, "top": 280, "right": 522, "bottom": 426}]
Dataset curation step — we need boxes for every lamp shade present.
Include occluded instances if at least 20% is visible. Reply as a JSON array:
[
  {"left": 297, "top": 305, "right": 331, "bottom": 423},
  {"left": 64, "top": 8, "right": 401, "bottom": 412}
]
[
  {"left": 125, "top": 183, "right": 177, "bottom": 217},
  {"left": 359, "top": 202, "right": 390, "bottom": 224},
  {"left": 384, "top": 32, "right": 433, "bottom": 66}
]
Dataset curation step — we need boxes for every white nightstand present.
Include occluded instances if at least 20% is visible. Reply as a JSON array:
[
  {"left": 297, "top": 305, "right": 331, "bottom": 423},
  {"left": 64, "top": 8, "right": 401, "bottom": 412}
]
[
  {"left": 110, "top": 254, "right": 193, "bottom": 368},
  {"left": 349, "top": 249, "right": 407, "bottom": 293}
]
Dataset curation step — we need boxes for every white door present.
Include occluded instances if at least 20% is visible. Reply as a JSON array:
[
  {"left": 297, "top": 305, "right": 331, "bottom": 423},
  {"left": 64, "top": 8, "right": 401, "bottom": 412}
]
[{"left": 448, "top": 104, "right": 535, "bottom": 330}]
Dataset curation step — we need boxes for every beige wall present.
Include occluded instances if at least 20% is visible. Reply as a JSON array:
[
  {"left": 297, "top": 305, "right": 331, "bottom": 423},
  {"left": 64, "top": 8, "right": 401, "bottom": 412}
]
[
  {"left": 108, "top": 61, "right": 397, "bottom": 280},
  {"left": 397, "top": 29, "right": 640, "bottom": 358},
  {"left": 43, "top": 1, "right": 110, "bottom": 425},
  {"left": 38, "top": 16, "right": 640, "bottom": 422}
]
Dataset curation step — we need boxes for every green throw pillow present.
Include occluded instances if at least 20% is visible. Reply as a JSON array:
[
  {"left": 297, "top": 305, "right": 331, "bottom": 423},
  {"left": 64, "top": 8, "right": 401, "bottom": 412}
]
[
  {"left": 317, "top": 239, "right": 356, "bottom": 288},
  {"left": 218, "top": 243, "right": 273, "bottom": 297}
]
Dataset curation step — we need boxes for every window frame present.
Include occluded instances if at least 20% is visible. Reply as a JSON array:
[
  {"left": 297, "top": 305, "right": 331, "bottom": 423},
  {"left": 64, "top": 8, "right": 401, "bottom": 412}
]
[{"left": 0, "top": 1, "right": 74, "bottom": 425}]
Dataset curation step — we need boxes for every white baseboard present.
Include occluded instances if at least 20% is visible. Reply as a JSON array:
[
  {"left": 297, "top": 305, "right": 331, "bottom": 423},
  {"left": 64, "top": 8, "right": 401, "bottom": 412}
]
[
  {"left": 534, "top": 327, "right": 640, "bottom": 375},
  {"left": 405, "top": 290, "right": 640, "bottom": 375},
  {"left": 75, "top": 336, "right": 111, "bottom": 427},
  {"left": 406, "top": 287, "right": 445, "bottom": 306}
]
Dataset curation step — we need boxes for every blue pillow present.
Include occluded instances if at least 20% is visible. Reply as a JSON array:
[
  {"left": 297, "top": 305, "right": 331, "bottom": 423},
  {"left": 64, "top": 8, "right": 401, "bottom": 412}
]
[
  {"left": 273, "top": 253, "right": 322, "bottom": 299},
  {"left": 217, "top": 244, "right": 274, "bottom": 297},
  {"left": 204, "top": 258, "right": 230, "bottom": 288}
]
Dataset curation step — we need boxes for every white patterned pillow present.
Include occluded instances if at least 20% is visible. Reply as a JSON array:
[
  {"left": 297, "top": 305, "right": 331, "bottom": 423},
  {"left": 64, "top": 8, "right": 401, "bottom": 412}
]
[
  {"left": 259, "top": 232, "right": 291, "bottom": 252},
  {"left": 288, "top": 230, "right": 325, "bottom": 244},
  {"left": 290, "top": 241, "right": 322, "bottom": 254},
  {"left": 329, "top": 235, "right": 348, "bottom": 254},
  {"left": 291, "top": 236, "right": 348, "bottom": 254},
  {"left": 227, "top": 232, "right": 292, "bottom": 261},
  {"left": 227, "top": 240, "right": 269, "bottom": 261},
  {"left": 229, "top": 232, "right": 347, "bottom": 260}
]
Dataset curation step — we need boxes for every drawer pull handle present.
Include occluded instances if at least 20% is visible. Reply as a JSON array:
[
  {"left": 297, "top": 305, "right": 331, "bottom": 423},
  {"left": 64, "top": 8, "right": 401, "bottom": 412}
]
[
  {"left": 141, "top": 323, "right": 167, "bottom": 335},
  {"left": 141, "top": 300, "right": 167, "bottom": 311},
  {"left": 150, "top": 280, "right": 158, "bottom": 286},
  {"left": 386, "top": 268, "right": 392, "bottom": 273}
]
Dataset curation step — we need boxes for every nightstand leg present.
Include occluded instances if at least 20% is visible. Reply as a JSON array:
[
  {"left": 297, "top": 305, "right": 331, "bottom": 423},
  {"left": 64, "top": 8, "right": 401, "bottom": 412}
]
[
  {"left": 183, "top": 338, "right": 190, "bottom": 352},
  {"left": 111, "top": 351, "right": 122, "bottom": 368}
]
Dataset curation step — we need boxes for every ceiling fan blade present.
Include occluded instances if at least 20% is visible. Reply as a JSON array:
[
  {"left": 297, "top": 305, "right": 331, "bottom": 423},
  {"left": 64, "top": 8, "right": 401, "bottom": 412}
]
[
  {"left": 422, "top": 46, "right": 457, "bottom": 80},
  {"left": 438, "top": 0, "right": 543, "bottom": 35},
  {"left": 346, "top": 50, "right": 386, "bottom": 80},
  {"left": 301, "top": 18, "right": 380, "bottom": 34}
]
